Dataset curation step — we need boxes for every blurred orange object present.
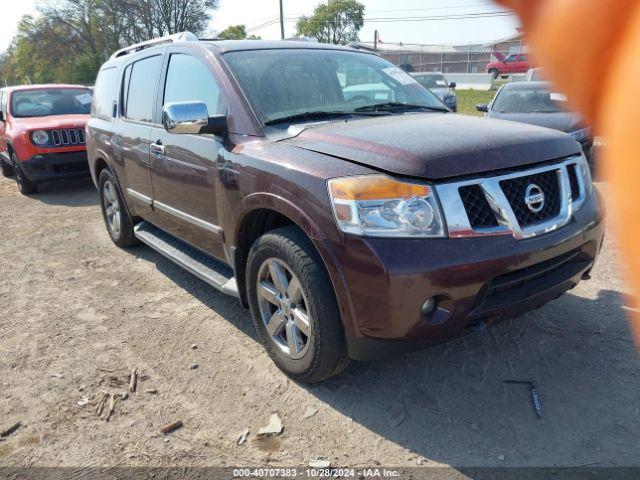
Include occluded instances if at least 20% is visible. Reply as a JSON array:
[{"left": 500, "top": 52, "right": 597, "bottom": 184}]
[{"left": 498, "top": 0, "right": 640, "bottom": 343}]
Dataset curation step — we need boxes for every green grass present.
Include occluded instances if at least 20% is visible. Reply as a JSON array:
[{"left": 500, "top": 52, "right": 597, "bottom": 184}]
[{"left": 455, "top": 89, "right": 496, "bottom": 116}]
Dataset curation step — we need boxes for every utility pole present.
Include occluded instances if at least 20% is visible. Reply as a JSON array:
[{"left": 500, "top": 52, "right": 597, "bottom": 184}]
[{"left": 279, "top": 0, "right": 285, "bottom": 40}]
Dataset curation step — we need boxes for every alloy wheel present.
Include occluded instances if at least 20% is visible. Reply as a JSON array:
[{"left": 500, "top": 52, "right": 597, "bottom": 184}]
[
  {"left": 102, "top": 180, "right": 121, "bottom": 237},
  {"left": 256, "top": 258, "right": 312, "bottom": 359}
]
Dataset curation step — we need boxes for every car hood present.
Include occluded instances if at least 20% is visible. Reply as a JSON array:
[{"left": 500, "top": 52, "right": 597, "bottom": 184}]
[
  {"left": 13, "top": 114, "right": 89, "bottom": 130},
  {"left": 280, "top": 113, "right": 580, "bottom": 180},
  {"left": 487, "top": 111, "right": 583, "bottom": 133}
]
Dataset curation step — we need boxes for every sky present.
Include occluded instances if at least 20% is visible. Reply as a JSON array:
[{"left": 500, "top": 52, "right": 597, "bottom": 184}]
[{"left": 0, "top": 0, "right": 520, "bottom": 54}]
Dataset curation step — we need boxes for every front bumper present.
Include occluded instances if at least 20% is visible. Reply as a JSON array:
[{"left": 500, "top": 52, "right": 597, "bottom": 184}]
[
  {"left": 20, "top": 151, "right": 90, "bottom": 182},
  {"left": 331, "top": 190, "right": 604, "bottom": 360}
]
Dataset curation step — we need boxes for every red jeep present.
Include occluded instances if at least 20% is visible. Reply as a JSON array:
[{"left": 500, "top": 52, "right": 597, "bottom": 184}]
[
  {"left": 487, "top": 53, "right": 532, "bottom": 78},
  {"left": 0, "top": 84, "right": 93, "bottom": 194}
]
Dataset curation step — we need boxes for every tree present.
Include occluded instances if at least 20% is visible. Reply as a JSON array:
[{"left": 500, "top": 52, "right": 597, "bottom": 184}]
[
  {"left": 0, "top": 0, "right": 220, "bottom": 86},
  {"left": 296, "top": 0, "right": 365, "bottom": 45},
  {"left": 217, "top": 24, "right": 260, "bottom": 40}
]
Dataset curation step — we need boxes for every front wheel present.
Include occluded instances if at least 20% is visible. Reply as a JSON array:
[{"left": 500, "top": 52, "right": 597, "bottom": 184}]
[
  {"left": 98, "top": 168, "right": 137, "bottom": 247},
  {"left": 1, "top": 158, "right": 15, "bottom": 178},
  {"left": 12, "top": 153, "right": 37, "bottom": 195},
  {"left": 246, "top": 226, "right": 349, "bottom": 383}
]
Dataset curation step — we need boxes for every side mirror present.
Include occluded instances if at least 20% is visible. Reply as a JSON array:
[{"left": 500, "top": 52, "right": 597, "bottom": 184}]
[
  {"left": 162, "top": 102, "right": 227, "bottom": 136},
  {"left": 475, "top": 103, "right": 489, "bottom": 113},
  {"left": 449, "top": 82, "right": 456, "bottom": 89}
]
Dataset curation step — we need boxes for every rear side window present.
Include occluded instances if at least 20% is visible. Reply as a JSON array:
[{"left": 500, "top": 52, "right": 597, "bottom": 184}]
[
  {"left": 92, "top": 67, "right": 119, "bottom": 118},
  {"left": 124, "top": 55, "right": 162, "bottom": 123},
  {"left": 163, "top": 54, "right": 224, "bottom": 116}
]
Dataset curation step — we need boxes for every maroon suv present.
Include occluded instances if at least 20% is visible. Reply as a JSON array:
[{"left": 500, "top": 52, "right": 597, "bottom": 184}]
[{"left": 87, "top": 35, "right": 604, "bottom": 382}]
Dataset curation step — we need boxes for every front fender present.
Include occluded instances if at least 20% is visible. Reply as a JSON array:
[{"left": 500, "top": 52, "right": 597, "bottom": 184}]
[{"left": 230, "top": 192, "right": 359, "bottom": 338}]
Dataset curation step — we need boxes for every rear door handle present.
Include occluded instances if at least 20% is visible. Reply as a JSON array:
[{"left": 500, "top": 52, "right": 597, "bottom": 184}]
[{"left": 150, "top": 142, "right": 165, "bottom": 156}]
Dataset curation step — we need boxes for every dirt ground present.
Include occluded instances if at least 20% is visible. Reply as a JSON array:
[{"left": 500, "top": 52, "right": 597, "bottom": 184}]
[{"left": 0, "top": 175, "right": 639, "bottom": 470}]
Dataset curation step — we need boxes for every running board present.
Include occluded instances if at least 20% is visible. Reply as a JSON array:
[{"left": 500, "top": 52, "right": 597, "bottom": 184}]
[{"left": 134, "top": 221, "right": 239, "bottom": 298}]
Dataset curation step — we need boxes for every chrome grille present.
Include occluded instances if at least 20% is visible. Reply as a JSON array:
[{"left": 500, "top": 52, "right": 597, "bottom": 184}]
[
  {"left": 50, "top": 128, "right": 85, "bottom": 146},
  {"left": 458, "top": 184, "right": 498, "bottom": 229},
  {"left": 435, "top": 156, "right": 588, "bottom": 240},
  {"left": 499, "top": 169, "right": 561, "bottom": 227}
]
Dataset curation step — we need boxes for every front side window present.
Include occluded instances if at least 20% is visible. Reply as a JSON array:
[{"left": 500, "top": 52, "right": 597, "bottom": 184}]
[
  {"left": 224, "top": 49, "right": 445, "bottom": 125},
  {"left": 92, "top": 67, "right": 118, "bottom": 118},
  {"left": 504, "top": 54, "right": 517, "bottom": 63},
  {"left": 10, "top": 88, "right": 93, "bottom": 118},
  {"left": 163, "top": 54, "right": 225, "bottom": 116},
  {"left": 124, "top": 55, "right": 162, "bottom": 123}
]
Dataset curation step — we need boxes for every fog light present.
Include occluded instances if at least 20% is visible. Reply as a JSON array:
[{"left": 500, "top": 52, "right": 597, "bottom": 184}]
[{"left": 421, "top": 297, "right": 437, "bottom": 316}]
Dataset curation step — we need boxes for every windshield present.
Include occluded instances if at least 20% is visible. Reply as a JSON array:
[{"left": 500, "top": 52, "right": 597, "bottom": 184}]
[
  {"left": 415, "top": 74, "right": 448, "bottom": 89},
  {"left": 10, "top": 88, "right": 93, "bottom": 118},
  {"left": 223, "top": 49, "right": 446, "bottom": 125},
  {"left": 492, "top": 88, "right": 565, "bottom": 113}
]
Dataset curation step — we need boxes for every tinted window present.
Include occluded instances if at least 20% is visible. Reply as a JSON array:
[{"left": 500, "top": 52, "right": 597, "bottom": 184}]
[
  {"left": 121, "top": 64, "right": 132, "bottom": 116},
  {"left": 11, "top": 88, "right": 92, "bottom": 118},
  {"left": 125, "top": 55, "right": 162, "bottom": 123},
  {"left": 92, "top": 67, "right": 118, "bottom": 118},
  {"left": 164, "top": 54, "right": 224, "bottom": 115}
]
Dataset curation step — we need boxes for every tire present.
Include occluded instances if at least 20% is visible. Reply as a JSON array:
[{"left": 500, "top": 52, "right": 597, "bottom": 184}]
[
  {"left": 98, "top": 168, "right": 137, "bottom": 247},
  {"left": 246, "top": 226, "right": 349, "bottom": 383},
  {"left": 1, "top": 158, "right": 14, "bottom": 177},
  {"left": 12, "top": 153, "right": 37, "bottom": 194},
  {"left": 489, "top": 68, "right": 499, "bottom": 79}
]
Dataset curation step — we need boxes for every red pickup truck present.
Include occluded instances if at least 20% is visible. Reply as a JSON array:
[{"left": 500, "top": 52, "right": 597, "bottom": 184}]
[
  {"left": 487, "top": 53, "right": 532, "bottom": 78},
  {"left": 0, "top": 84, "right": 93, "bottom": 194}
]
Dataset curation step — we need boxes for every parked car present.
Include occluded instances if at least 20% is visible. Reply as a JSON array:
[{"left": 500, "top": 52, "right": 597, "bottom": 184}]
[
  {"left": 87, "top": 34, "right": 603, "bottom": 382},
  {"left": 0, "top": 84, "right": 93, "bottom": 194},
  {"left": 487, "top": 53, "right": 531, "bottom": 78},
  {"left": 525, "top": 67, "right": 545, "bottom": 81},
  {"left": 476, "top": 82, "right": 594, "bottom": 166},
  {"left": 411, "top": 72, "right": 457, "bottom": 112}
]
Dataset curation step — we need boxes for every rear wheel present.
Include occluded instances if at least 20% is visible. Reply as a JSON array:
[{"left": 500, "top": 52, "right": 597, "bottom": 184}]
[
  {"left": 1, "top": 158, "right": 14, "bottom": 177},
  {"left": 98, "top": 168, "right": 137, "bottom": 247},
  {"left": 246, "top": 226, "right": 349, "bottom": 383},
  {"left": 12, "top": 153, "right": 37, "bottom": 195},
  {"left": 489, "top": 68, "right": 499, "bottom": 79}
]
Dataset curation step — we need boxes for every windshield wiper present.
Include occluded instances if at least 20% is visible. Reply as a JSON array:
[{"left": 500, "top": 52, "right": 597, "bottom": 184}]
[
  {"left": 264, "top": 110, "right": 384, "bottom": 126},
  {"left": 354, "top": 102, "right": 449, "bottom": 113}
]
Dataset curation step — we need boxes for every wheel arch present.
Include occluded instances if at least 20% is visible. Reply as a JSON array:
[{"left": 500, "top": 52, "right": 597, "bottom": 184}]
[{"left": 230, "top": 193, "right": 357, "bottom": 337}]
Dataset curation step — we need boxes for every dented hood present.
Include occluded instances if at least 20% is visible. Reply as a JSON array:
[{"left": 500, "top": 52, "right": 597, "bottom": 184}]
[{"left": 281, "top": 113, "right": 580, "bottom": 180}]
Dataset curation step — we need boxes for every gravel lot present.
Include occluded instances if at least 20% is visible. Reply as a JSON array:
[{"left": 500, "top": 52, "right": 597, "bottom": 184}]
[{"left": 0, "top": 176, "right": 639, "bottom": 469}]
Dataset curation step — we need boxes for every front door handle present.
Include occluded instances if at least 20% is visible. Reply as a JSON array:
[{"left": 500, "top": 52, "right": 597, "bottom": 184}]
[{"left": 150, "top": 142, "right": 165, "bottom": 156}]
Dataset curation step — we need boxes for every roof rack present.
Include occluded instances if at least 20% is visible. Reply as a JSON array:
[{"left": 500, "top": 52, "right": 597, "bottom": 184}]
[{"left": 110, "top": 31, "right": 198, "bottom": 59}]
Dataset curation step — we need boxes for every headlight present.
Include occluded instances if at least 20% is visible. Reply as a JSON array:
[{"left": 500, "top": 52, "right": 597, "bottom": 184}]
[
  {"left": 31, "top": 130, "right": 50, "bottom": 145},
  {"left": 444, "top": 95, "right": 456, "bottom": 105},
  {"left": 328, "top": 175, "right": 446, "bottom": 237},
  {"left": 569, "top": 127, "right": 591, "bottom": 142}
]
